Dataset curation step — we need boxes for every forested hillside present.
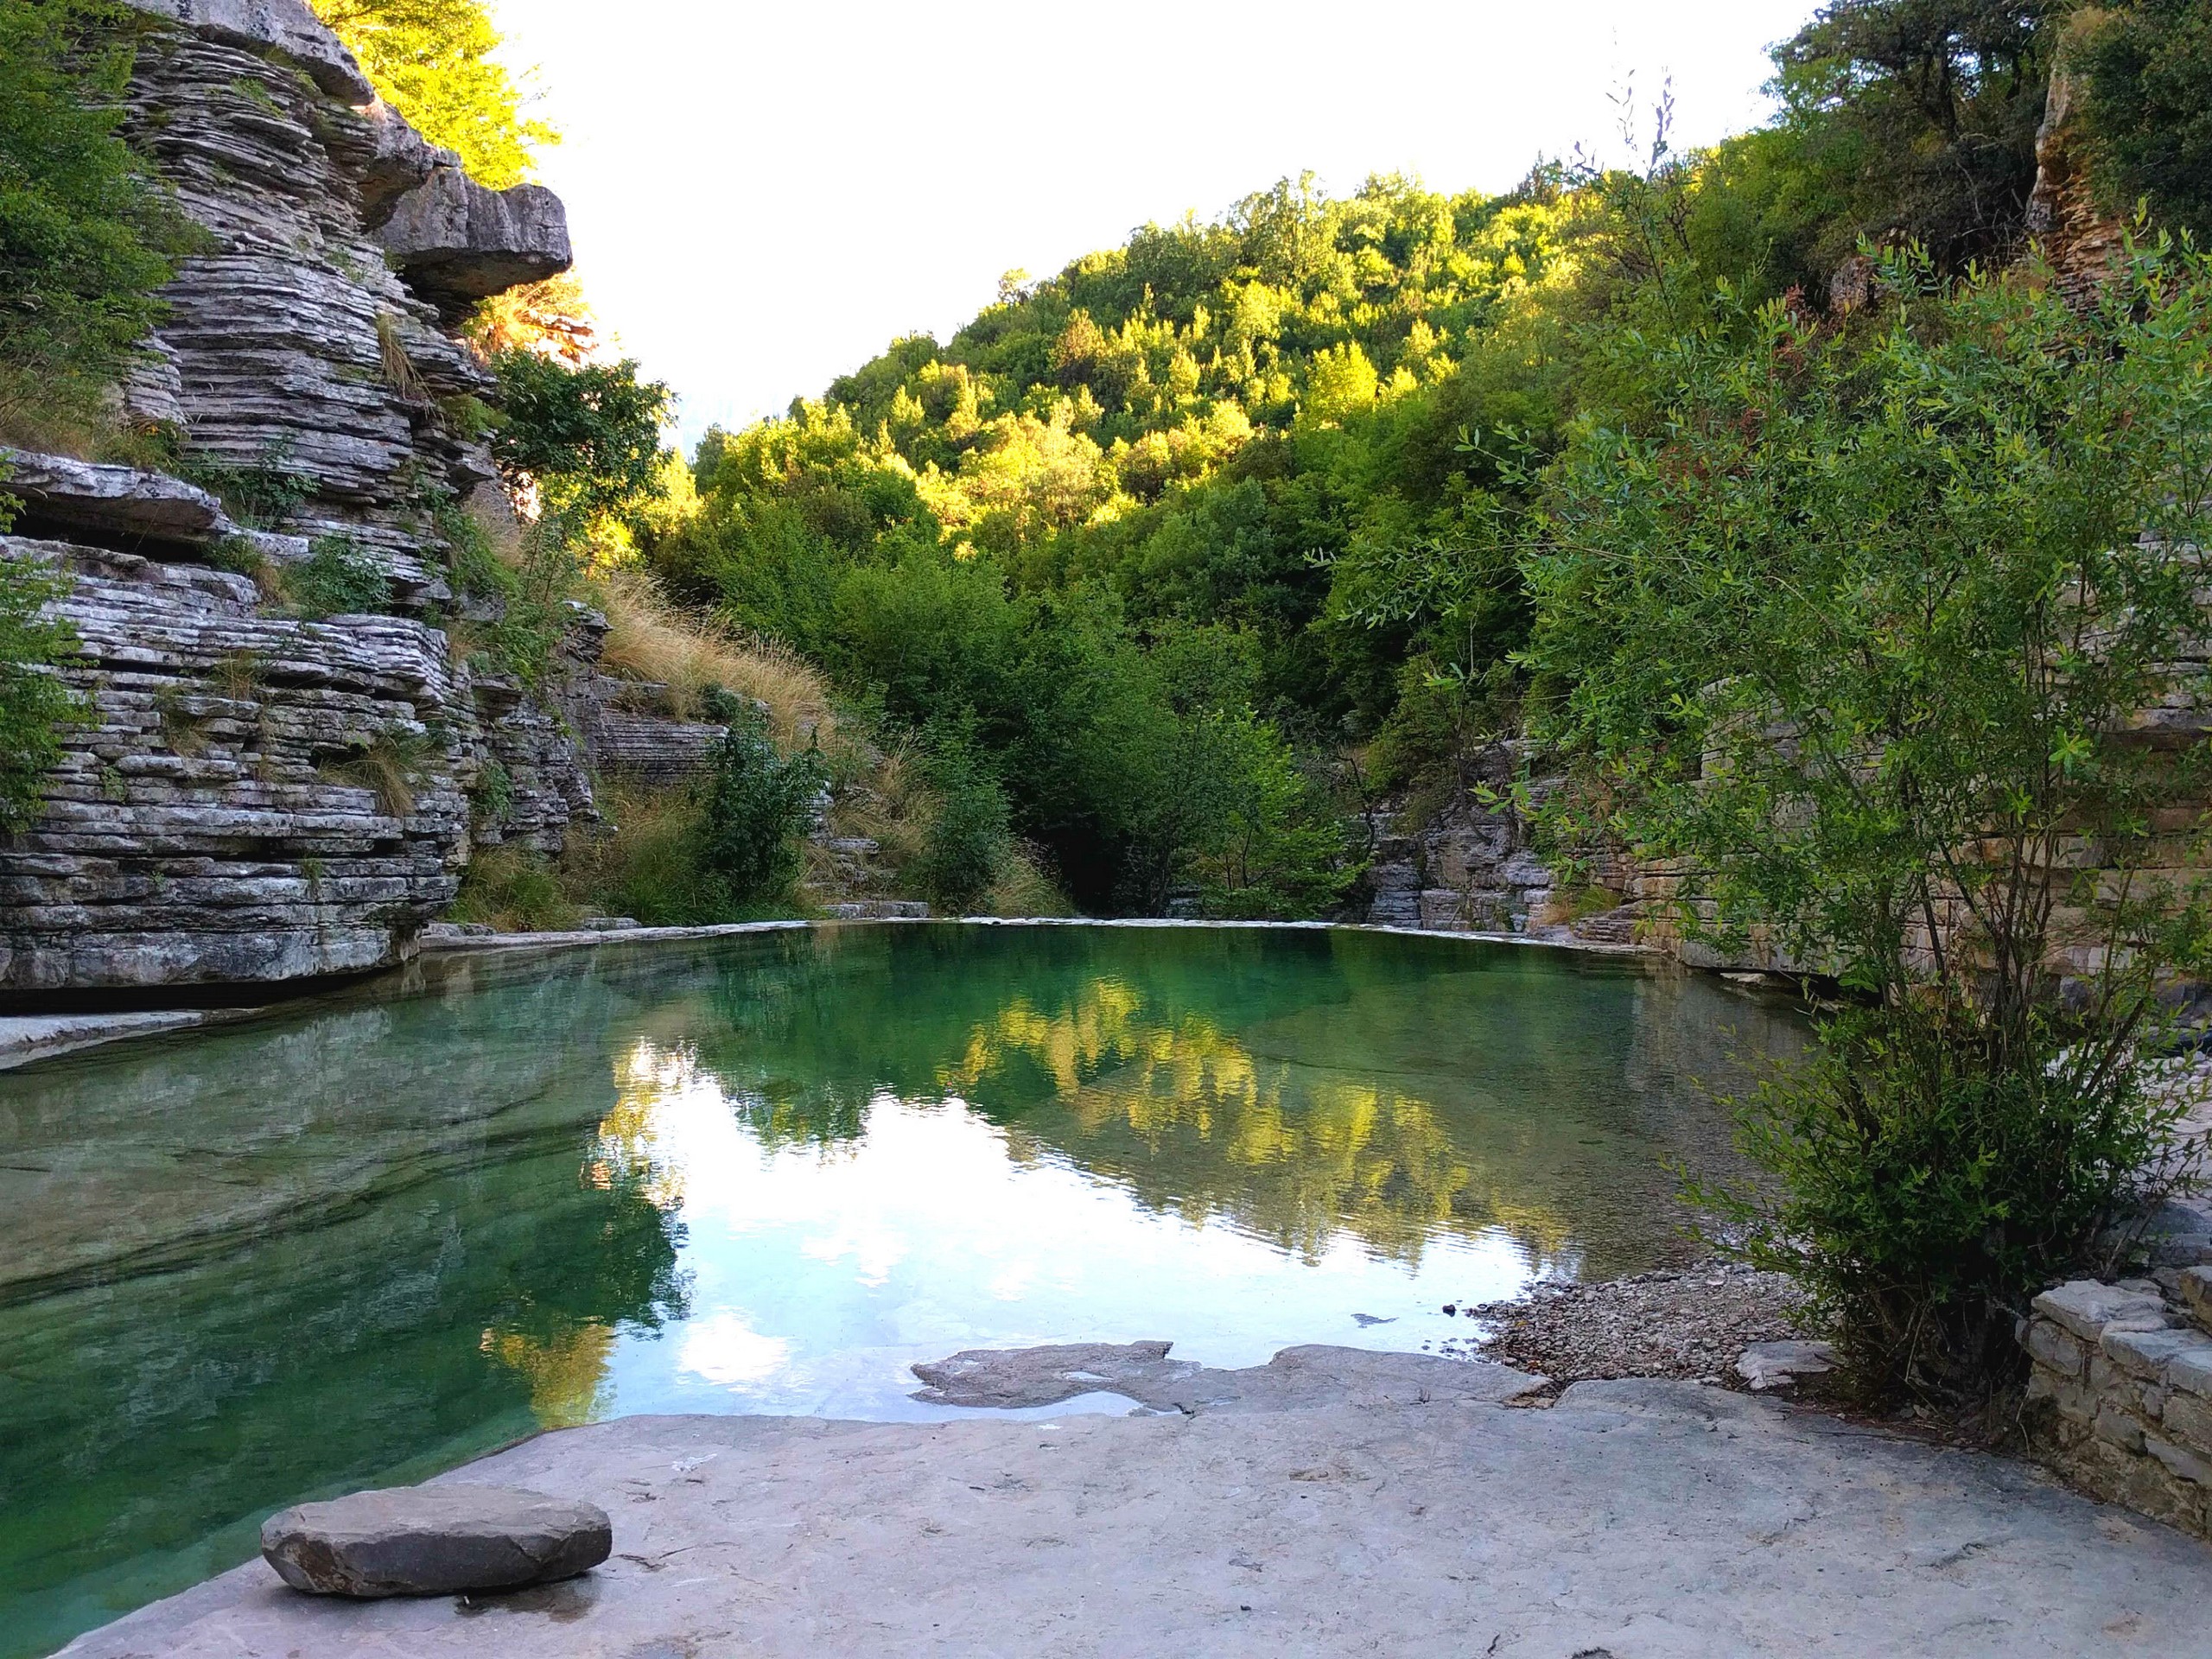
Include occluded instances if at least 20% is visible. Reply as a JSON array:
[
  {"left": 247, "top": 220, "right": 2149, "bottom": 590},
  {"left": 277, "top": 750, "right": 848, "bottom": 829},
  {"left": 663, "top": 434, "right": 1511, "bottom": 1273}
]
[{"left": 640, "top": 0, "right": 2207, "bottom": 917}]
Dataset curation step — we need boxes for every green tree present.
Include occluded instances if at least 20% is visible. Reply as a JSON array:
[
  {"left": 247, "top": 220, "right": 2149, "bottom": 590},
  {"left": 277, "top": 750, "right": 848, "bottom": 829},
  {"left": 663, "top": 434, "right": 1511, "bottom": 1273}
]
[
  {"left": 1767, "top": 1, "right": 2057, "bottom": 272},
  {"left": 487, "top": 351, "right": 671, "bottom": 526},
  {"left": 1520, "top": 242, "right": 2212, "bottom": 1403},
  {"left": 694, "top": 691, "right": 827, "bottom": 910},
  {"left": 1302, "top": 342, "right": 1380, "bottom": 425},
  {"left": 912, "top": 736, "right": 1013, "bottom": 913},
  {"left": 2075, "top": 0, "right": 2212, "bottom": 237},
  {"left": 0, "top": 0, "right": 191, "bottom": 448},
  {"left": 311, "top": 0, "right": 556, "bottom": 189},
  {"left": 1185, "top": 714, "right": 1357, "bottom": 919}
]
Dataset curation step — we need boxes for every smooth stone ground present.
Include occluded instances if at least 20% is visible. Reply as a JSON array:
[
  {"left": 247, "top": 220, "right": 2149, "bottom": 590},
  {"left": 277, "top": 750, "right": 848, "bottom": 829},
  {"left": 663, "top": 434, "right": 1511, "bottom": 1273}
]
[
  {"left": 60, "top": 1348, "right": 2212, "bottom": 1657},
  {"left": 259, "top": 1485, "right": 612, "bottom": 1598}
]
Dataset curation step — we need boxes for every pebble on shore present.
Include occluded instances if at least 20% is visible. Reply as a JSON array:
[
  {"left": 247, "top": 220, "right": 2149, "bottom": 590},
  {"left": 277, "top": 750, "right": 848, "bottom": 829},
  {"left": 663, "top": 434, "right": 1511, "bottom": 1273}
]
[{"left": 1445, "top": 1262, "right": 1813, "bottom": 1387}]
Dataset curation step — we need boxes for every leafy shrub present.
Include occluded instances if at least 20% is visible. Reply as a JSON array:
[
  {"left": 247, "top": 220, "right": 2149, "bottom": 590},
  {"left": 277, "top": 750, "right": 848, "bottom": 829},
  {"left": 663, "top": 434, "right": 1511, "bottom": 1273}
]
[
  {"left": 1522, "top": 241, "right": 2212, "bottom": 1405},
  {"left": 693, "top": 690, "right": 828, "bottom": 909},
  {"left": 1184, "top": 713, "right": 1359, "bottom": 920},
  {"left": 1699, "top": 1005, "right": 2187, "bottom": 1404},
  {"left": 206, "top": 534, "right": 264, "bottom": 579},
  {"left": 912, "top": 741, "right": 1012, "bottom": 913},
  {"left": 435, "top": 488, "right": 517, "bottom": 606},
  {"left": 0, "top": 0, "right": 194, "bottom": 450},
  {"left": 0, "top": 493, "right": 87, "bottom": 831},
  {"left": 286, "top": 534, "right": 391, "bottom": 619},
  {"left": 487, "top": 351, "right": 671, "bottom": 524},
  {"left": 440, "top": 512, "right": 575, "bottom": 685},
  {"left": 435, "top": 392, "right": 499, "bottom": 442},
  {"left": 470, "top": 753, "right": 512, "bottom": 826},
  {"left": 183, "top": 446, "right": 315, "bottom": 530}
]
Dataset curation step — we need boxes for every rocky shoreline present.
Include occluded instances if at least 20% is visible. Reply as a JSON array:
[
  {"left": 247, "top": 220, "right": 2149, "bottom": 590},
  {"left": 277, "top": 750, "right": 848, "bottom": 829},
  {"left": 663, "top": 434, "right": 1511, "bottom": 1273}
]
[{"left": 1443, "top": 1262, "right": 1816, "bottom": 1389}]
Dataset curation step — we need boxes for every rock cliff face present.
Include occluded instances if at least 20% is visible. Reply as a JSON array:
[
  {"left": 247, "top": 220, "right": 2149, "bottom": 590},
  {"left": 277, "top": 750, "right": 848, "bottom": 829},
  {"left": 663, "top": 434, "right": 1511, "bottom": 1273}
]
[
  {"left": 0, "top": 0, "right": 605, "bottom": 997},
  {"left": 2027, "top": 67, "right": 2129, "bottom": 306},
  {"left": 1352, "top": 747, "right": 1643, "bottom": 948}
]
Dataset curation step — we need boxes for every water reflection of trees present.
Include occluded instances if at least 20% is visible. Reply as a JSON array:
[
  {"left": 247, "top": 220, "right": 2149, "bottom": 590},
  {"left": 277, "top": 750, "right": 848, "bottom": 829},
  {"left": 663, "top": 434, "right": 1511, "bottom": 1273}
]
[
  {"left": 0, "top": 1137, "right": 685, "bottom": 1656},
  {"left": 0, "top": 925, "right": 1807, "bottom": 1658},
  {"left": 659, "top": 925, "right": 1807, "bottom": 1276},
  {"left": 0, "top": 952, "right": 695, "bottom": 1657}
]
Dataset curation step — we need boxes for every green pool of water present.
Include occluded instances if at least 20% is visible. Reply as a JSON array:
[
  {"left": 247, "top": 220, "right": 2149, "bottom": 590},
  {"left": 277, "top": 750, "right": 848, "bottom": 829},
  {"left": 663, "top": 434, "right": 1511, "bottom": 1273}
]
[{"left": 0, "top": 922, "right": 1804, "bottom": 1656}]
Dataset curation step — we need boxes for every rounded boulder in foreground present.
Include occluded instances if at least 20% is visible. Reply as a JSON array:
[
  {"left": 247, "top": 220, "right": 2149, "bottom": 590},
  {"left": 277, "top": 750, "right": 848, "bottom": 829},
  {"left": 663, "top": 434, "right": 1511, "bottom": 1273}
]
[{"left": 258, "top": 1485, "right": 613, "bottom": 1598}]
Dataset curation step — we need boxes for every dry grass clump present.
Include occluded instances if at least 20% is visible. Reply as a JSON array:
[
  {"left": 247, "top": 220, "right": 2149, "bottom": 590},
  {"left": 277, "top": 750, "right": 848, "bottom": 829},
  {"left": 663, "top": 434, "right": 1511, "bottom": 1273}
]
[
  {"left": 448, "top": 842, "right": 580, "bottom": 931},
  {"left": 594, "top": 566, "right": 833, "bottom": 747},
  {"left": 556, "top": 780, "right": 704, "bottom": 925},
  {"left": 800, "top": 736, "right": 1073, "bottom": 917},
  {"left": 374, "top": 312, "right": 428, "bottom": 404},
  {"left": 981, "top": 843, "right": 1072, "bottom": 918},
  {"left": 320, "top": 728, "right": 433, "bottom": 818}
]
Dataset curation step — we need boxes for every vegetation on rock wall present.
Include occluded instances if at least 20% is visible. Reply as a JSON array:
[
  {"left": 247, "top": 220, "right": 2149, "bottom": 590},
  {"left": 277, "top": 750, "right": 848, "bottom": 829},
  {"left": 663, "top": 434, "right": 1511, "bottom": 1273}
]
[
  {"left": 309, "top": 0, "right": 555, "bottom": 188},
  {"left": 0, "top": 493, "right": 87, "bottom": 833},
  {"left": 0, "top": 0, "right": 193, "bottom": 452},
  {"left": 0, "top": 0, "right": 179, "bottom": 829}
]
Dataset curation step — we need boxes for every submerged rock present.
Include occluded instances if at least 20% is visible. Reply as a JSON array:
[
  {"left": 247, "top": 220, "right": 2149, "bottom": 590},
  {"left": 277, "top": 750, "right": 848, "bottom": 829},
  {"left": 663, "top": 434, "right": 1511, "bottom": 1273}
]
[
  {"left": 259, "top": 1484, "right": 611, "bottom": 1598},
  {"left": 911, "top": 1339, "right": 1546, "bottom": 1414}
]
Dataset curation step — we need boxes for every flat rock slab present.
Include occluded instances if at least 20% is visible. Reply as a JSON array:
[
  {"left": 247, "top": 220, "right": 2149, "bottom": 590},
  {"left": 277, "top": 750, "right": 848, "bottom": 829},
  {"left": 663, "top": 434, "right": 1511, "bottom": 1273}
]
[
  {"left": 63, "top": 1355, "right": 2212, "bottom": 1657},
  {"left": 260, "top": 1485, "right": 611, "bottom": 1598},
  {"left": 1737, "top": 1339, "right": 1838, "bottom": 1391},
  {"left": 911, "top": 1339, "right": 1548, "bottom": 1412}
]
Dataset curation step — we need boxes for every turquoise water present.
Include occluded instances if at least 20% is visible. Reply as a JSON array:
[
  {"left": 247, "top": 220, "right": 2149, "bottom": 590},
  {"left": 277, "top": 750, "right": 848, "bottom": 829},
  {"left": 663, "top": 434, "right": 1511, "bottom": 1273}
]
[{"left": 0, "top": 922, "right": 1803, "bottom": 1656}]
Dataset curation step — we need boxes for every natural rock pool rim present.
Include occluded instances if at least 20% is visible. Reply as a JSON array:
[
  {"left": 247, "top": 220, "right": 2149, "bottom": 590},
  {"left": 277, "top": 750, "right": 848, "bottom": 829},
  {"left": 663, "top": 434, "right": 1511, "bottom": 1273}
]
[
  {"left": 1, "top": 920, "right": 1802, "bottom": 1656},
  {"left": 60, "top": 1346, "right": 2212, "bottom": 1659}
]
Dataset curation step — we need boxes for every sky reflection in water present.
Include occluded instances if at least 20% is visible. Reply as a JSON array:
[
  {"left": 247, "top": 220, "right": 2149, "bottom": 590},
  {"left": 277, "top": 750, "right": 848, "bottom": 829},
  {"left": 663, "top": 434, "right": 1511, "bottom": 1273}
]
[{"left": 0, "top": 923, "right": 1804, "bottom": 1656}]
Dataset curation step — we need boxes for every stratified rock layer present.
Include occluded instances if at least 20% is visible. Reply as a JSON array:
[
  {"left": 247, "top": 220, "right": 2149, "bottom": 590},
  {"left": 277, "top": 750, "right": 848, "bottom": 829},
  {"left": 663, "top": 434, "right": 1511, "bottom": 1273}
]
[
  {"left": 0, "top": 537, "right": 479, "bottom": 989},
  {"left": 0, "top": 1, "right": 597, "bottom": 994}
]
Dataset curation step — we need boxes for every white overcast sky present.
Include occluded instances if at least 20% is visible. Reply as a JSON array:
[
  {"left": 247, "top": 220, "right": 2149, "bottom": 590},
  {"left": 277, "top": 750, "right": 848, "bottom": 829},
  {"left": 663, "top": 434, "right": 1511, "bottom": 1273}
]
[{"left": 493, "top": 1, "right": 1814, "bottom": 448}]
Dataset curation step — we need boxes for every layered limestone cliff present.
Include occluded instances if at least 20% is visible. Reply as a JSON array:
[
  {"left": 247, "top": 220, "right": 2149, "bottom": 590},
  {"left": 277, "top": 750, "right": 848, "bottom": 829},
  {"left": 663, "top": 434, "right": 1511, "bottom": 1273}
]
[
  {"left": 1351, "top": 746, "right": 1642, "bottom": 948},
  {"left": 0, "top": 1, "right": 628, "bottom": 996}
]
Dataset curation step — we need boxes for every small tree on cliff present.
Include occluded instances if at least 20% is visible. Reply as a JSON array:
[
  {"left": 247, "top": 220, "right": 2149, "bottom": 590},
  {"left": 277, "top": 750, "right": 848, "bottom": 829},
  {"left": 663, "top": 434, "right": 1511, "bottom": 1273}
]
[
  {"left": 310, "top": 0, "right": 556, "bottom": 190},
  {"left": 1520, "top": 239, "right": 2212, "bottom": 1405}
]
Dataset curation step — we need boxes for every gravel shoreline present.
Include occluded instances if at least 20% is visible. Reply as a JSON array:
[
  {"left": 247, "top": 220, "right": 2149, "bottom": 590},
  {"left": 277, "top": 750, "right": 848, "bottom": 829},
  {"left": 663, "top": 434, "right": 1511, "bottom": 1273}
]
[{"left": 1440, "top": 1262, "right": 1815, "bottom": 1388}]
